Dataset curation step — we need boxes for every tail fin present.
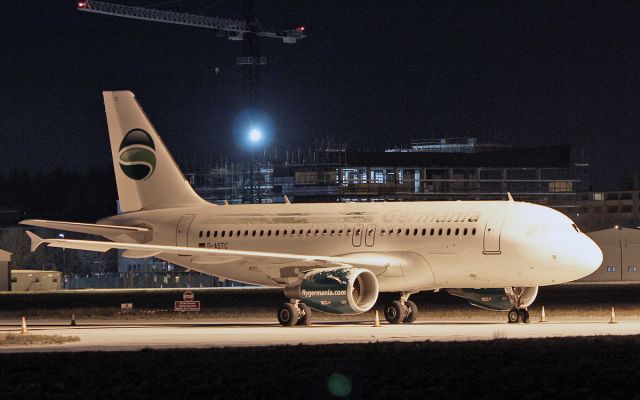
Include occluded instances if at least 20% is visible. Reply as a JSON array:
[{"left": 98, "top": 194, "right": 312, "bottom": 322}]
[{"left": 103, "top": 91, "right": 206, "bottom": 212}]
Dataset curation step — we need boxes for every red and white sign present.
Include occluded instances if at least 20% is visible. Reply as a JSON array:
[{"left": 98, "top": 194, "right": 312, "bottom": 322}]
[
  {"left": 174, "top": 300, "right": 200, "bottom": 312},
  {"left": 183, "top": 291, "right": 195, "bottom": 301},
  {"left": 175, "top": 291, "right": 199, "bottom": 312}
]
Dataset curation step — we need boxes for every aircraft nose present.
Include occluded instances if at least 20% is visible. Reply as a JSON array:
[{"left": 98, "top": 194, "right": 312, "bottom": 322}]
[{"left": 573, "top": 235, "right": 603, "bottom": 278}]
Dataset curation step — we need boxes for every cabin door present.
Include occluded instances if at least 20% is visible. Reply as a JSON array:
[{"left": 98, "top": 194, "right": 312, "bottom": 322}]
[
  {"left": 176, "top": 214, "right": 196, "bottom": 247},
  {"left": 483, "top": 210, "right": 507, "bottom": 254}
]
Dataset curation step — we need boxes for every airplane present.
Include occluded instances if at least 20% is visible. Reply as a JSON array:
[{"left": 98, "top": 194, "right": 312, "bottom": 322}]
[{"left": 22, "top": 91, "right": 603, "bottom": 326}]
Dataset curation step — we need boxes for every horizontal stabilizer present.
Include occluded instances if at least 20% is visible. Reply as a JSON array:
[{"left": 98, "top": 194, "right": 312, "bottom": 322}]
[
  {"left": 25, "top": 231, "right": 45, "bottom": 252},
  {"left": 20, "top": 219, "right": 150, "bottom": 242}
]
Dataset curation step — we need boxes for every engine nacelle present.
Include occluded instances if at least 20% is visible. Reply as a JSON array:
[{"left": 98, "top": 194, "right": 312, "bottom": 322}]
[
  {"left": 284, "top": 267, "right": 379, "bottom": 314},
  {"left": 446, "top": 287, "right": 539, "bottom": 311}
]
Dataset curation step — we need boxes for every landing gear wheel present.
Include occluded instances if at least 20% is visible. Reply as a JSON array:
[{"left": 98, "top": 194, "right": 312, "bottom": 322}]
[
  {"left": 297, "top": 303, "right": 312, "bottom": 326},
  {"left": 277, "top": 303, "right": 298, "bottom": 327},
  {"left": 403, "top": 300, "right": 418, "bottom": 323},
  {"left": 507, "top": 308, "right": 520, "bottom": 324},
  {"left": 384, "top": 300, "right": 405, "bottom": 324},
  {"left": 520, "top": 309, "right": 530, "bottom": 324}
]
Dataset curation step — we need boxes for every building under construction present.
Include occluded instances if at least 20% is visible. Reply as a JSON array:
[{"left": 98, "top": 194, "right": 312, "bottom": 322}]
[{"left": 186, "top": 138, "right": 589, "bottom": 215}]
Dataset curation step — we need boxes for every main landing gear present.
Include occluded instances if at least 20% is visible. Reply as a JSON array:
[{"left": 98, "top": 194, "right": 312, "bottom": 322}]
[
  {"left": 277, "top": 301, "right": 312, "bottom": 327},
  {"left": 384, "top": 292, "right": 418, "bottom": 324},
  {"left": 505, "top": 287, "right": 530, "bottom": 324}
]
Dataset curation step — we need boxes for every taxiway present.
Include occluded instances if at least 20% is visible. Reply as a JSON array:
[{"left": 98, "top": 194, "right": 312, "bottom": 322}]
[{"left": 1, "top": 318, "right": 638, "bottom": 352}]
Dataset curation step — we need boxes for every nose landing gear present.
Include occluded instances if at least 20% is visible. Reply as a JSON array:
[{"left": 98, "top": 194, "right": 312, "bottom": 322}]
[
  {"left": 507, "top": 308, "right": 530, "bottom": 324},
  {"left": 277, "top": 301, "right": 312, "bottom": 326},
  {"left": 384, "top": 292, "right": 418, "bottom": 324},
  {"left": 505, "top": 287, "right": 531, "bottom": 324}
]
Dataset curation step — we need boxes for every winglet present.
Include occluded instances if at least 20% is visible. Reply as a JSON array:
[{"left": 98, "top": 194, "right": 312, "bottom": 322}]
[
  {"left": 507, "top": 192, "right": 514, "bottom": 202},
  {"left": 25, "top": 231, "right": 46, "bottom": 252}
]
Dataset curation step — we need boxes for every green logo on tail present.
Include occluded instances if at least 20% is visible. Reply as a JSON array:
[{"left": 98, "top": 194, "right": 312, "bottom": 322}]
[{"left": 119, "top": 129, "right": 156, "bottom": 181}]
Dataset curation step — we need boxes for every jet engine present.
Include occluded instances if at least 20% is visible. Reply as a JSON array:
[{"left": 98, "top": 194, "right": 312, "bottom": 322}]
[
  {"left": 446, "top": 287, "right": 539, "bottom": 311},
  {"left": 284, "top": 267, "right": 379, "bottom": 314}
]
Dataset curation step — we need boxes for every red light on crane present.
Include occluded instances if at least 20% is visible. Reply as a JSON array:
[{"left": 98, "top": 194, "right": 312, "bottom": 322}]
[
  {"left": 78, "top": 2, "right": 87, "bottom": 8},
  {"left": 296, "top": 26, "right": 305, "bottom": 32}
]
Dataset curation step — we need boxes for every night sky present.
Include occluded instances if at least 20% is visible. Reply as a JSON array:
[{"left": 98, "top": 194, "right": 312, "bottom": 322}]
[{"left": 2, "top": 1, "right": 640, "bottom": 189}]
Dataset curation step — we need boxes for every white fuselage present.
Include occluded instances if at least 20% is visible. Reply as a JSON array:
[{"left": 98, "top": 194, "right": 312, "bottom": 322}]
[{"left": 99, "top": 200, "right": 602, "bottom": 292}]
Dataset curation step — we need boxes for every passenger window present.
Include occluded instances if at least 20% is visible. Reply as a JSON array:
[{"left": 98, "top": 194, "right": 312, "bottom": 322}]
[
  {"left": 284, "top": 230, "right": 288, "bottom": 235},
  {"left": 260, "top": 230, "right": 264, "bottom": 237},
  {"left": 237, "top": 230, "right": 241, "bottom": 236},
  {"left": 244, "top": 230, "right": 249, "bottom": 236},
  {"left": 455, "top": 228, "right": 459, "bottom": 236},
  {"left": 268, "top": 230, "right": 272, "bottom": 237},
  {"left": 347, "top": 229, "right": 352, "bottom": 236},
  {"left": 252, "top": 230, "right": 256, "bottom": 237},
  {"left": 381, "top": 229, "right": 386, "bottom": 236},
  {"left": 472, "top": 228, "right": 476, "bottom": 235},
  {"left": 214, "top": 231, "right": 218, "bottom": 238},
  {"left": 397, "top": 228, "right": 402, "bottom": 235},
  {"left": 199, "top": 231, "right": 203, "bottom": 238},
  {"left": 438, "top": 228, "right": 443, "bottom": 236},
  {"left": 405, "top": 228, "right": 410, "bottom": 236},
  {"left": 446, "top": 228, "right": 451, "bottom": 236},
  {"left": 220, "top": 231, "right": 224, "bottom": 237},
  {"left": 463, "top": 228, "right": 468, "bottom": 236},
  {"left": 422, "top": 228, "right": 426, "bottom": 236},
  {"left": 430, "top": 228, "right": 435, "bottom": 236},
  {"left": 206, "top": 231, "right": 210, "bottom": 238},
  {"left": 276, "top": 230, "right": 280, "bottom": 236},
  {"left": 338, "top": 229, "right": 343, "bottom": 236},
  {"left": 229, "top": 231, "right": 233, "bottom": 237},
  {"left": 331, "top": 229, "right": 335, "bottom": 236},
  {"left": 323, "top": 229, "right": 328, "bottom": 235}
]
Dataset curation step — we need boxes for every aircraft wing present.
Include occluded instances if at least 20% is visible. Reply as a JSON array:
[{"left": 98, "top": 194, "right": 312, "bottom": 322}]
[
  {"left": 25, "top": 231, "right": 393, "bottom": 272},
  {"left": 20, "top": 219, "right": 150, "bottom": 242}
]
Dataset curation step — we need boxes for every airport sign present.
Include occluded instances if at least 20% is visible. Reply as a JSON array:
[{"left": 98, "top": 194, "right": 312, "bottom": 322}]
[
  {"left": 174, "top": 300, "right": 200, "bottom": 312},
  {"left": 183, "top": 290, "right": 195, "bottom": 301}
]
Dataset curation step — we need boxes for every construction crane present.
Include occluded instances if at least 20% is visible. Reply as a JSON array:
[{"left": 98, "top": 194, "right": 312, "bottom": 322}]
[
  {"left": 77, "top": 1, "right": 306, "bottom": 43},
  {"left": 77, "top": 0, "right": 306, "bottom": 101},
  {"left": 77, "top": 0, "right": 304, "bottom": 204}
]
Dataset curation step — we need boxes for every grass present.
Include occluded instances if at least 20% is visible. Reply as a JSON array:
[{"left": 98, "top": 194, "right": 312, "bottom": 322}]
[
  {"left": 0, "top": 335, "right": 638, "bottom": 399},
  {"left": 0, "top": 334, "right": 80, "bottom": 346}
]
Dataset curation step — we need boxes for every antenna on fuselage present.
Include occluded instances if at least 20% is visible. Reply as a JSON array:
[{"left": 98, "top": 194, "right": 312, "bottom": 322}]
[
  {"left": 284, "top": 195, "right": 291, "bottom": 204},
  {"left": 507, "top": 192, "right": 514, "bottom": 202}
]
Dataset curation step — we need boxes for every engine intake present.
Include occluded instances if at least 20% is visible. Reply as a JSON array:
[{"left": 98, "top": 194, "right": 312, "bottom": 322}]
[{"left": 284, "top": 267, "right": 379, "bottom": 314}]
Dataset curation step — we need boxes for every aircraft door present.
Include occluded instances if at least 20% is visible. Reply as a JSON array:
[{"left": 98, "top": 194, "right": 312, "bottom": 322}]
[
  {"left": 352, "top": 224, "right": 364, "bottom": 247},
  {"left": 365, "top": 225, "right": 376, "bottom": 247},
  {"left": 483, "top": 210, "right": 507, "bottom": 254},
  {"left": 176, "top": 214, "right": 195, "bottom": 246}
]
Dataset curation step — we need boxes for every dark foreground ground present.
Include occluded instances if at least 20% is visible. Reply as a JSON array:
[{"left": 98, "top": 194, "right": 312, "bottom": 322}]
[{"left": 2, "top": 336, "right": 640, "bottom": 399}]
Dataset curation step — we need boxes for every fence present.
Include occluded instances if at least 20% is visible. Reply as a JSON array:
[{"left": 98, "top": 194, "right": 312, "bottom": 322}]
[{"left": 64, "top": 271, "right": 244, "bottom": 290}]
